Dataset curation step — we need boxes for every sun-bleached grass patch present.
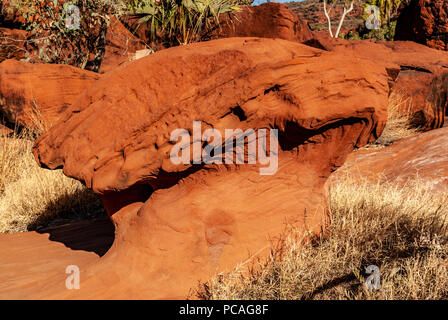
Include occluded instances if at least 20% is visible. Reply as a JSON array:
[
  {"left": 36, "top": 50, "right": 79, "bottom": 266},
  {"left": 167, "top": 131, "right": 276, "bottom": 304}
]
[
  {"left": 0, "top": 130, "right": 105, "bottom": 234},
  {"left": 367, "top": 92, "right": 421, "bottom": 149},
  {"left": 197, "top": 176, "right": 448, "bottom": 300}
]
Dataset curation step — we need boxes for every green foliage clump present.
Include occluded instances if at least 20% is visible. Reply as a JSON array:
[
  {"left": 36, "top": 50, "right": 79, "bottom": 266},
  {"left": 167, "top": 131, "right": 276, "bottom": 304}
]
[
  {"left": 342, "top": 0, "right": 409, "bottom": 42},
  {"left": 345, "top": 30, "right": 361, "bottom": 40},
  {"left": 363, "top": 0, "right": 403, "bottom": 26},
  {"left": 360, "top": 0, "right": 406, "bottom": 40},
  {"left": 127, "top": 0, "right": 250, "bottom": 46},
  {"left": 361, "top": 20, "right": 396, "bottom": 41},
  {"left": 10, "top": 0, "right": 251, "bottom": 66},
  {"left": 341, "top": 21, "right": 396, "bottom": 41},
  {"left": 12, "top": 0, "right": 125, "bottom": 70}
]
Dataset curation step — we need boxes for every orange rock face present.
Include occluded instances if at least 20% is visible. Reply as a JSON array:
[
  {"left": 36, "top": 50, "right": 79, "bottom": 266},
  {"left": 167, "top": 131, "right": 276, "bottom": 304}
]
[
  {"left": 99, "top": 16, "right": 146, "bottom": 74},
  {"left": 306, "top": 37, "right": 448, "bottom": 75},
  {"left": 0, "top": 59, "right": 100, "bottom": 130},
  {"left": 367, "top": 42, "right": 448, "bottom": 129},
  {"left": 33, "top": 38, "right": 388, "bottom": 194},
  {"left": 395, "top": 0, "right": 448, "bottom": 51},
  {"left": 28, "top": 37, "right": 391, "bottom": 299},
  {"left": 391, "top": 70, "right": 447, "bottom": 130},
  {"left": 119, "top": 14, "right": 151, "bottom": 45},
  {"left": 213, "top": 3, "right": 313, "bottom": 42},
  {"left": 330, "top": 127, "right": 448, "bottom": 193},
  {"left": 304, "top": 36, "right": 448, "bottom": 129}
]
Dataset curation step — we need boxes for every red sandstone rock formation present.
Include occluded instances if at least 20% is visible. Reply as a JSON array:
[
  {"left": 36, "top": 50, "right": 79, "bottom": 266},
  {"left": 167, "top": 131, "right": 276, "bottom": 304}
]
[
  {"left": 329, "top": 126, "right": 448, "bottom": 193},
  {"left": 28, "top": 37, "right": 390, "bottom": 299},
  {"left": 99, "top": 16, "right": 146, "bottom": 74},
  {"left": 391, "top": 70, "right": 448, "bottom": 130},
  {"left": 0, "top": 59, "right": 100, "bottom": 131},
  {"left": 303, "top": 35, "right": 448, "bottom": 129},
  {"left": 395, "top": 0, "right": 448, "bottom": 51},
  {"left": 212, "top": 3, "right": 313, "bottom": 42},
  {"left": 304, "top": 36, "right": 448, "bottom": 74},
  {"left": 355, "top": 41, "right": 448, "bottom": 129}
]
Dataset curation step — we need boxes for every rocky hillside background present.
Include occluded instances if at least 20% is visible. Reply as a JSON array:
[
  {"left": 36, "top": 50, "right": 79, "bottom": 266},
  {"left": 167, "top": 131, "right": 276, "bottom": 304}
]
[{"left": 288, "top": 0, "right": 366, "bottom": 33}]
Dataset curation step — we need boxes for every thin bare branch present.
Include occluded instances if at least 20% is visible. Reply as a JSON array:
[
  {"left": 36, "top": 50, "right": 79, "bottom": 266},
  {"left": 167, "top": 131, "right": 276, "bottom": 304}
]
[
  {"left": 323, "top": 0, "right": 334, "bottom": 38},
  {"left": 334, "top": 0, "right": 354, "bottom": 38}
]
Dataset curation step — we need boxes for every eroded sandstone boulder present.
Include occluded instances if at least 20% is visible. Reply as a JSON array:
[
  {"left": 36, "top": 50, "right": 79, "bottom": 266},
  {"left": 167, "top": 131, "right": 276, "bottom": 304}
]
[
  {"left": 329, "top": 126, "right": 448, "bottom": 194},
  {"left": 308, "top": 38, "right": 448, "bottom": 75},
  {"left": 32, "top": 37, "right": 390, "bottom": 299},
  {"left": 391, "top": 70, "right": 448, "bottom": 130},
  {"left": 212, "top": 3, "right": 313, "bottom": 42},
  {"left": 395, "top": 0, "right": 448, "bottom": 51},
  {"left": 302, "top": 37, "right": 448, "bottom": 130},
  {"left": 99, "top": 16, "right": 146, "bottom": 74},
  {"left": 0, "top": 59, "right": 100, "bottom": 131}
]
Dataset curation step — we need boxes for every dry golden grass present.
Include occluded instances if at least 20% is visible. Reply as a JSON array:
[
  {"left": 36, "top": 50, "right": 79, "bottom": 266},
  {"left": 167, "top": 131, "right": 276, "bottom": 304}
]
[
  {"left": 0, "top": 129, "right": 105, "bottom": 234},
  {"left": 369, "top": 92, "right": 421, "bottom": 148},
  {"left": 197, "top": 176, "right": 448, "bottom": 300}
]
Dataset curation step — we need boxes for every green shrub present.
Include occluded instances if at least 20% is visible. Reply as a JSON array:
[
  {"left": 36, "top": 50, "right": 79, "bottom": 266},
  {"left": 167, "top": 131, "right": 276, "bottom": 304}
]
[
  {"left": 11, "top": 0, "right": 125, "bottom": 70},
  {"left": 9, "top": 0, "right": 250, "bottom": 66},
  {"left": 361, "top": 20, "right": 396, "bottom": 41},
  {"left": 127, "top": 0, "right": 249, "bottom": 47},
  {"left": 345, "top": 30, "right": 361, "bottom": 40}
]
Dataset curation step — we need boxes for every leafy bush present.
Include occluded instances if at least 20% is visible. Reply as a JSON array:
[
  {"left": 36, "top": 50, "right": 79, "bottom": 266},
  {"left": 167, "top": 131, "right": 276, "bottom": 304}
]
[
  {"left": 7, "top": 0, "right": 251, "bottom": 67},
  {"left": 354, "top": 0, "right": 410, "bottom": 41},
  {"left": 127, "top": 0, "right": 250, "bottom": 47},
  {"left": 361, "top": 20, "right": 396, "bottom": 40},
  {"left": 11, "top": 0, "right": 125, "bottom": 70}
]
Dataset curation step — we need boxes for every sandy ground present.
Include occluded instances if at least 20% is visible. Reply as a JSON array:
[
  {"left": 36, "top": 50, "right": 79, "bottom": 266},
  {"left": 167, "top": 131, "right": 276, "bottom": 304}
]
[{"left": 0, "top": 217, "right": 114, "bottom": 299}]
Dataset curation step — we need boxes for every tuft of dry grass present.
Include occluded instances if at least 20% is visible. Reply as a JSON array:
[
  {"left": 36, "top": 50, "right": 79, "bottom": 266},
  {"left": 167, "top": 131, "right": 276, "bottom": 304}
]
[
  {"left": 197, "top": 176, "right": 448, "bottom": 300},
  {"left": 0, "top": 129, "right": 105, "bottom": 234},
  {"left": 369, "top": 92, "right": 421, "bottom": 148}
]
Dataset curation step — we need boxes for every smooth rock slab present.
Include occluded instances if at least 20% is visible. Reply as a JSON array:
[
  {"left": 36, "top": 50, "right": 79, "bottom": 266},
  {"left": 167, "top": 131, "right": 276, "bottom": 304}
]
[
  {"left": 329, "top": 126, "right": 448, "bottom": 193},
  {"left": 0, "top": 59, "right": 100, "bottom": 131},
  {"left": 29, "top": 37, "right": 390, "bottom": 299}
]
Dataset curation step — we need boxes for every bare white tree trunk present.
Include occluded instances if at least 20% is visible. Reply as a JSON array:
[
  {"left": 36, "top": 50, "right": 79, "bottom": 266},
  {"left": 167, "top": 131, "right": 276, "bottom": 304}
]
[
  {"left": 334, "top": 0, "right": 354, "bottom": 38},
  {"left": 323, "top": 0, "right": 334, "bottom": 38},
  {"left": 324, "top": 0, "right": 355, "bottom": 38}
]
